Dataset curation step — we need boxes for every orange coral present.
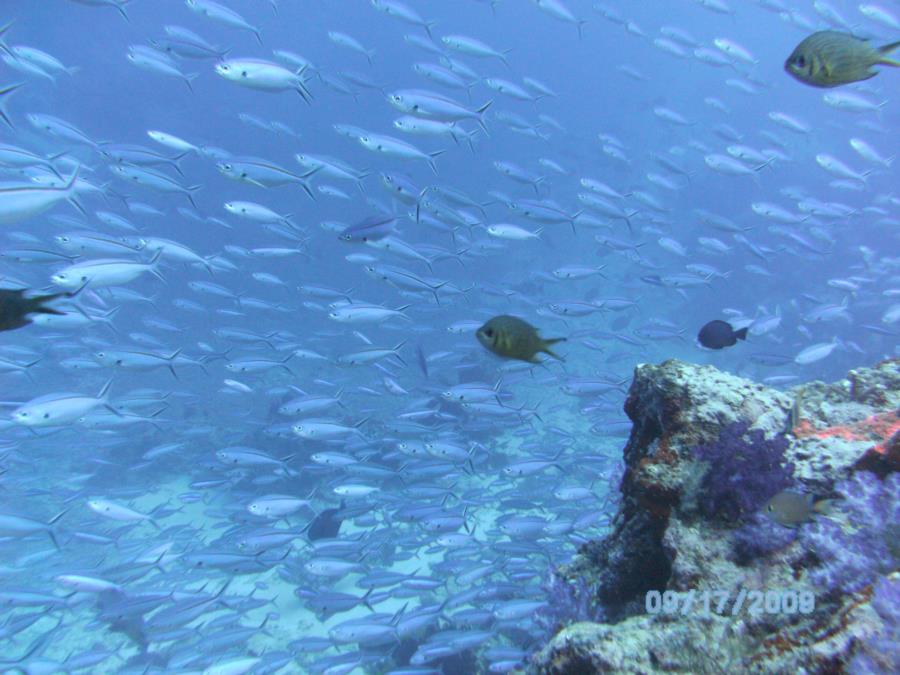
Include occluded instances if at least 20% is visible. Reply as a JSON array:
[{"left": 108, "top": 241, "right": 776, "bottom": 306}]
[{"left": 792, "top": 410, "right": 900, "bottom": 453}]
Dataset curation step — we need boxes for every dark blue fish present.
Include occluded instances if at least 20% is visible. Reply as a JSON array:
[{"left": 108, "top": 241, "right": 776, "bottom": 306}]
[
  {"left": 698, "top": 320, "right": 748, "bottom": 349},
  {"left": 306, "top": 501, "right": 346, "bottom": 540}
]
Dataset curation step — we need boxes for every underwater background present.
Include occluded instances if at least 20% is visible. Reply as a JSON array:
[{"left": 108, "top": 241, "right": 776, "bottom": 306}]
[{"left": 0, "top": 0, "right": 898, "bottom": 673}]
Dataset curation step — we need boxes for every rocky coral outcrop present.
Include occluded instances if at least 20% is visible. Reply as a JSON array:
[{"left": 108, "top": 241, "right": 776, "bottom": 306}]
[{"left": 529, "top": 358, "right": 900, "bottom": 674}]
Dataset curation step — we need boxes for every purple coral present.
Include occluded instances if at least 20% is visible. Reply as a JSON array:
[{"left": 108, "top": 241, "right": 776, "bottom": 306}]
[
  {"left": 534, "top": 566, "right": 604, "bottom": 638},
  {"left": 692, "top": 422, "right": 793, "bottom": 523},
  {"left": 849, "top": 575, "right": 900, "bottom": 674},
  {"left": 800, "top": 472, "right": 899, "bottom": 594},
  {"left": 731, "top": 512, "right": 799, "bottom": 562}
]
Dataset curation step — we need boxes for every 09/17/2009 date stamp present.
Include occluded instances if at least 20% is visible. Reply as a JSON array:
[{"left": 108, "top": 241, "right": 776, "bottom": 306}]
[{"left": 645, "top": 588, "right": 815, "bottom": 617}]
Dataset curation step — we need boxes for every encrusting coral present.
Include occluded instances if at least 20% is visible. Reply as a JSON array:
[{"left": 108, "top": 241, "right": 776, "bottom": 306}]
[{"left": 528, "top": 358, "right": 900, "bottom": 674}]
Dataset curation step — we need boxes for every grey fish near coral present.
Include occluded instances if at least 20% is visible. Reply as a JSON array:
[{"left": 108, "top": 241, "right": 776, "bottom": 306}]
[{"left": 763, "top": 490, "right": 830, "bottom": 528}]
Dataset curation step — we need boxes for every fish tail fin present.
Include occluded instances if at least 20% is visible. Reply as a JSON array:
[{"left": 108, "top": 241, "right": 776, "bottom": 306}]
[
  {"left": 877, "top": 40, "right": 900, "bottom": 65},
  {"left": 98, "top": 377, "right": 114, "bottom": 402},
  {"left": 185, "top": 185, "right": 201, "bottom": 209},
  {"left": 296, "top": 73, "right": 313, "bottom": 104},
  {"left": 734, "top": 326, "right": 749, "bottom": 341},
  {"left": 475, "top": 100, "right": 492, "bottom": 136},
  {"left": 48, "top": 507, "right": 69, "bottom": 527},
  {"left": 0, "top": 20, "right": 15, "bottom": 41},
  {"left": 29, "top": 296, "right": 66, "bottom": 316},
  {"left": 361, "top": 586, "right": 375, "bottom": 611},
  {"left": 812, "top": 498, "right": 835, "bottom": 517},
  {"left": 0, "top": 82, "right": 23, "bottom": 129},
  {"left": 543, "top": 337, "right": 567, "bottom": 361},
  {"left": 63, "top": 164, "right": 81, "bottom": 192},
  {"left": 427, "top": 150, "right": 445, "bottom": 175}
]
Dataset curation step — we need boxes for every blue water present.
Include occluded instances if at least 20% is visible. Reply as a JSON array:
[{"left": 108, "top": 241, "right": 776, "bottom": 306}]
[{"left": 0, "top": 0, "right": 897, "bottom": 672}]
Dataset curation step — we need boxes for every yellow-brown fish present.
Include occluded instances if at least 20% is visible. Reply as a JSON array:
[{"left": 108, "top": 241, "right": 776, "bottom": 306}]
[
  {"left": 763, "top": 490, "right": 830, "bottom": 528},
  {"left": 475, "top": 315, "right": 565, "bottom": 363},
  {"left": 785, "top": 31, "right": 900, "bottom": 88}
]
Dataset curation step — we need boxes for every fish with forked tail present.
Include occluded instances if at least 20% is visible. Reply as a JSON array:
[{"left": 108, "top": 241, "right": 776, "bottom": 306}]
[
  {"left": 0, "top": 288, "right": 69, "bottom": 331},
  {"left": 476, "top": 315, "right": 566, "bottom": 363}
]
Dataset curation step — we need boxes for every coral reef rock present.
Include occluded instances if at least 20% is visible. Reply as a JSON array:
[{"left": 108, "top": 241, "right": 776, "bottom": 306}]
[{"left": 529, "top": 358, "right": 899, "bottom": 674}]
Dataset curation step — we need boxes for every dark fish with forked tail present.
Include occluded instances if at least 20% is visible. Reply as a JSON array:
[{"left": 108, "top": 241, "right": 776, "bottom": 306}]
[{"left": 0, "top": 288, "right": 68, "bottom": 332}]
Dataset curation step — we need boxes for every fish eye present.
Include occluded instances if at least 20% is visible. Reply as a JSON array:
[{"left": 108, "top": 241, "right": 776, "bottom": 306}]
[
  {"left": 795, "top": 55, "right": 805, "bottom": 68},
  {"left": 223, "top": 164, "right": 231, "bottom": 170},
  {"left": 484, "top": 328, "right": 494, "bottom": 337}
]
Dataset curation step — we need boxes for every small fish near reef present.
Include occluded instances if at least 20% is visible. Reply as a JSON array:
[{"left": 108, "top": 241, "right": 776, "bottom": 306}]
[
  {"left": 476, "top": 315, "right": 566, "bottom": 363},
  {"left": 762, "top": 490, "right": 831, "bottom": 528},
  {"left": 697, "top": 319, "right": 748, "bottom": 350},
  {"left": 0, "top": 288, "right": 69, "bottom": 331},
  {"left": 784, "top": 31, "right": 900, "bottom": 88}
]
